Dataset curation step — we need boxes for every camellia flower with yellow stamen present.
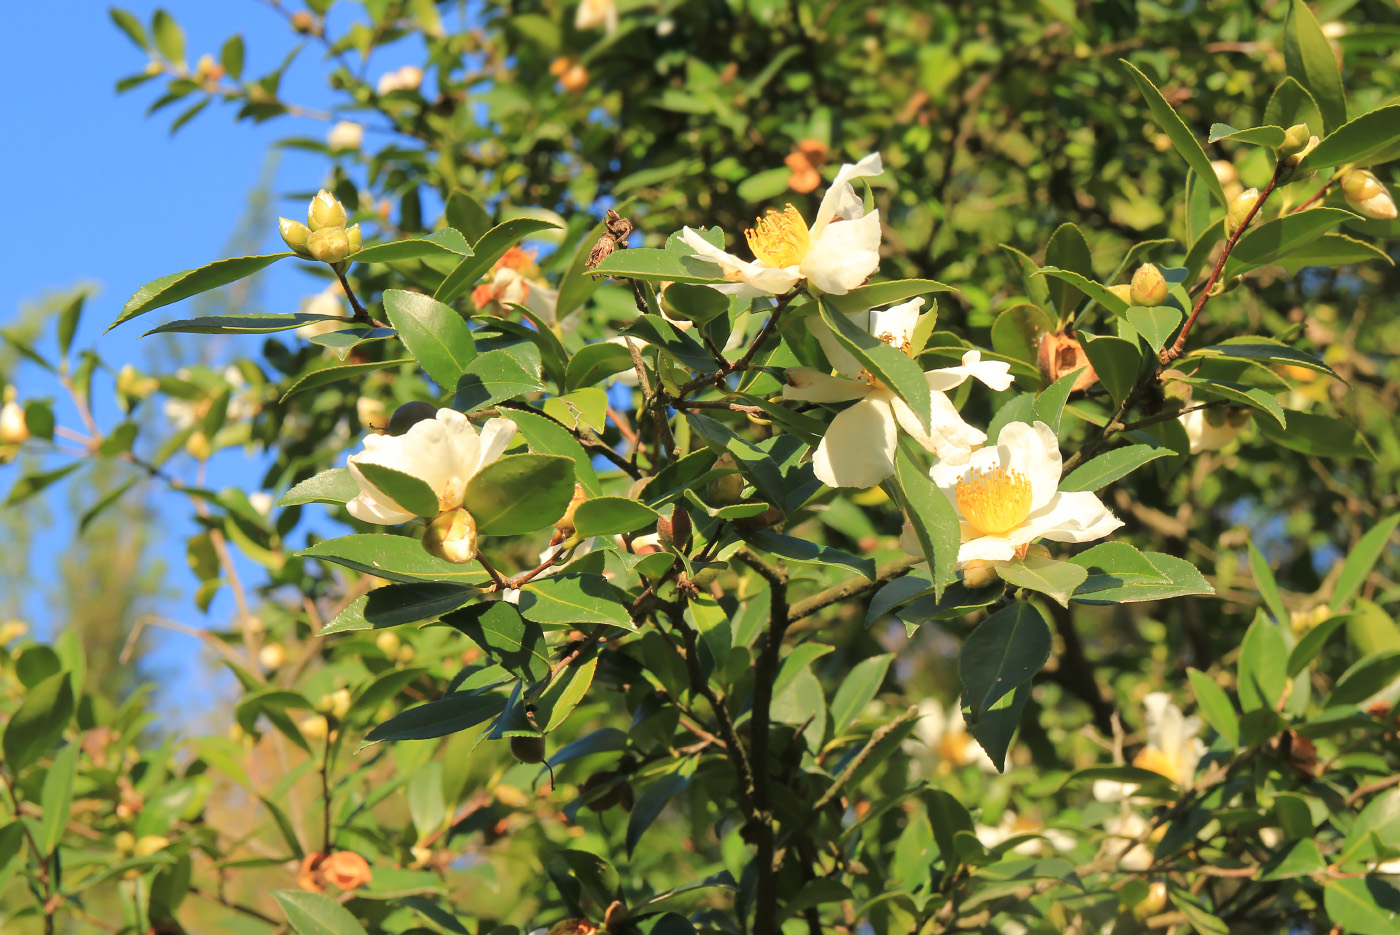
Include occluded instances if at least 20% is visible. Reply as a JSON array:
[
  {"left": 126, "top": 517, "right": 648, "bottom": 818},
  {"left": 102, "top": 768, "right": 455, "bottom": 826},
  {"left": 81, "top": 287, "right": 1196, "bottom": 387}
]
[
  {"left": 346, "top": 408, "right": 517, "bottom": 525},
  {"left": 784, "top": 298, "right": 1012, "bottom": 488},
  {"left": 930, "top": 421, "right": 1122, "bottom": 567},
  {"left": 681, "top": 153, "right": 884, "bottom": 298},
  {"left": 1094, "top": 692, "right": 1205, "bottom": 804},
  {"left": 902, "top": 697, "right": 998, "bottom": 776},
  {"left": 471, "top": 245, "right": 561, "bottom": 324}
]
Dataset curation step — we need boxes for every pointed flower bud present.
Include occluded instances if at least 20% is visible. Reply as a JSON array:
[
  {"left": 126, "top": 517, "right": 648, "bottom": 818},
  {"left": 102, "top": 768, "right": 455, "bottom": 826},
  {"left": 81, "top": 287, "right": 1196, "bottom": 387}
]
[
  {"left": 345, "top": 223, "right": 362, "bottom": 255},
  {"left": 1129, "top": 263, "right": 1168, "bottom": 307},
  {"left": 657, "top": 504, "right": 692, "bottom": 552},
  {"left": 1107, "top": 284, "right": 1132, "bottom": 304},
  {"left": 307, "top": 226, "right": 352, "bottom": 264},
  {"left": 1342, "top": 171, "right": 1397, "bottom": 220},
  {"left": 1279, "top": 123, "right": 1312, "bottom": 159},
  {"left": 279, "top": 217, "right": 314, "bottom": 256},
  {"left": 0, "top": 400, "right": 29, "bottom": 445},
  {"left": 422, "top": 508, "right": 479, "bottom": 564},
  {"left": 1226, "top": 187, "right": 1260, "bottom": 236},
  {"left": 308, "top": 189, "right": 348, "bottom": 231}
]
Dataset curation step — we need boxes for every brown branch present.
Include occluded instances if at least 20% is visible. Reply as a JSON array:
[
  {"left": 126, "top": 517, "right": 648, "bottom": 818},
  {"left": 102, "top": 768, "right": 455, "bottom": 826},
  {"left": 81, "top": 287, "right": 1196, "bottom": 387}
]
[{"left": 789, "top": 555, "right": 924, "bottom": 627}]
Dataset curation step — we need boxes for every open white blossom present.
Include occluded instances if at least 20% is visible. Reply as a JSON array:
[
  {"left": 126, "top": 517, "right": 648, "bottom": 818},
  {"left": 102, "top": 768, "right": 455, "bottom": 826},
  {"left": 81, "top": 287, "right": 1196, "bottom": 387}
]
[
  {"left": 902, "top": 697, "right": 998, "bottom": 775},
  {"left": 575, "top": 0, "right": 618, "bottom": 34},
  {"left": 346, "top": 409, "right": 517, "bottom": 525},
  {"left": 681, "top": 153, "right": 883, "bottom": 298},
  {"left": 1133, "top": 691, "right": 1206, "bottom": 789},
  {"left": 785, "top": 298, "right": 1012, "bottom": 487},
  {"left": 931, "top": 421, "right": 1122, "bottom": 567}
]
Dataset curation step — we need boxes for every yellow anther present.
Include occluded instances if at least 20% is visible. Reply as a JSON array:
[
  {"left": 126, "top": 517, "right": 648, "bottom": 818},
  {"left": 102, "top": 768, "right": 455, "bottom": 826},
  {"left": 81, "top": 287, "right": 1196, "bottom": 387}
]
[
  {"left": 744, "top": 204, "right": 810, "bottom": 267},
  {"left": 955, "top": 466, "right": 1032, "bottom": 536}
]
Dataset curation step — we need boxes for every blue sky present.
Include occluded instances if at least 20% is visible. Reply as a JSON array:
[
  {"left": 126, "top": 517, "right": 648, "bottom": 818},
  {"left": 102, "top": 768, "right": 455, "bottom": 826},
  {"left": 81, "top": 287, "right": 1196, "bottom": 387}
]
[{"left": 0, "top": 3, "right": 438, "bottom": 706}]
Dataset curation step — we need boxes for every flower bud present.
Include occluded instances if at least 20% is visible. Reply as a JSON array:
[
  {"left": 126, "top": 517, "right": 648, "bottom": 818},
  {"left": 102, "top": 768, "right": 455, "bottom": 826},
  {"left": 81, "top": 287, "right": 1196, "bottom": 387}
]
[
  {"left": 307, "top": 226, "right": 352, "bottom": 264},
  {"left": 290, "top": 11, "right": 318, "bottom": 34},
  {"left": 258, "top": 642, "right": 287, "bottom": 670},
  {"left": 344, "top": 223, "right": 362, "bottom": 255},
  {"left": 510, "top": 734, "right": 546, "bottom": 764},
  {"left": 114, "top": 831, "right": 136, "bottom": 854},
  {"left": 555, "top": 484, "right": 587, "bottom": 534},
  {"left": 299, "top": 714, "right": 329, "bottom": 740},
  {"left": 0, "top": 401, "right": 29, "bottom": 445},
  {"left": 319, "top": 687, "right": 352, "bottom": 720},
  {"left": 1107, "top": 284, "right": 1132, "bottom": 304},
  {"left": 422, "top": 508, "right": 479, "bottom": 564},
  {"left": 307, "top": 189, "right": 348, "bottom": 231},
  {"left": 134, "top": 835, "right": 170, "bottom": 858},
  {"left": 0, "top": 620, "right": 27, "bottom": 644},
  {"left": 279, "top": 217, "right": 314, "bottom": 257},
  {"left": 1278, "top": 123, "right": 1314, "bottom": 161},
  {"left": 185, "top": 429, "right": 211, "bottom": 461},
  {"left": 396, "top": 644, "right": 416, "bottom": 664},
  {"left": 1342, "top": 171, "right": 1397, "bottom": 220},
  {"left": 961, "top": 559, "right": 1000, "bottom": 588},
  {"left": 657, "top": 504, "right": 692, "bottom": 552},
  {"left": 375, "top": 631, "right": 401, "bottom": 656},
  {"left": 1129, "top": 263, "right": 1168, "bottom": 307},
  {"left": 1131, "top": 881, "right": 1169, "bottom": 921},
  {"left": 1226, "top": 188, "right": 1260, "bottom": 236},
  {"left": 327, "top": 120, "right": 364, "bottom": 152},
  {"left": 707, "top": 453, "right": 744, "bottom": 505}
]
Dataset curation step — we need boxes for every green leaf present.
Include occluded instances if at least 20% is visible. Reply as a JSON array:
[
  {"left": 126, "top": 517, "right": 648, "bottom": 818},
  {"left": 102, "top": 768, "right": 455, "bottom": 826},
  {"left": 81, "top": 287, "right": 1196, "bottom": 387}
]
[
  {"left": 274, "top": 890, "right": 370, "bottom": 935},
  {"left": 1034, "top": 370, "right": 1080, "bottom": 432},
  {"left": 996, "top": 555, "right": 1088, "bottom": 608},
  {"left": 626, "top": 771, "right": 691, "bottom": 857},
  {"left": 1248, "top": 540, "right": 1288, "bottom": 626},
  {"left": 441, "top": 602, "right": 550, "bottom": 681},
  {"left": 990, "top": 303, "right": 1054, "bottom": 366},
  {"left": 891, "top": 447, "right": 959, "bottom": 599},
  {"left": 278, "top": 468, "right": 359, "bottom": 507},
  {"left": 383, "top": 289, "right": 477, "bottom": 390},
  {"left": 519, "top": 574, "right": 634, "bottom": 629},
  {"left": 352, "top": 229, "right": 474, "bottom": 265},
  {"left": 6, "top": 462, "right": 82, "bottom": 507},
  {"left": 823, "top": 279, "right": 953, "bottom": 316},
  {"left": 354, "top": 463, "right": 439, "bottom": 518},
  {"left": 1082, "top": 335, "right": 1142, "bottom": 407},
  {"left": 1301, "top": 104, "right": 1400, "bottom": 170},
  {"left": 1192, "top": 338, "right": 1337, "bottom": 377},
  {"left": 445, "top": 189, "right": 491, "bottom": 243},
  {"left": 365, "top": 689, "right": 506, "bottom": 743},
  {"left": 452, "top": 349, "right": 545, "bottom": 411},
  {"left": 1033, "top": 268, "right": 1129, "bottom": 317},
  {"left": 573, "top": 497, "right": 659, "bottom": 538},
  {"left": 151, "top": 8, "right": 185, "bottom": 64},
  {"left": 435, "top": 218, "right": 566, "bottom": 303},
  {"left": 554, "top": 215, "right": 615, "bottom": 320},
  {"left": 1288, "top": 614, "right": 1348, "bottom": 676},
  {"left": 1265, "top": 76, "right": 1324, "bottom": 137},
  {"left": 967, "top": 682, "right": 1031, "bottom": 773},
  {"left": 1187, "top": 668, "right": 1239, "bottom": 748},
  {"left": 220, "top": 33, "right": 244, "bottom": 79},
  {"left": 742, "top": 529, "right": 874, "bottom": 581},
  {"left": 37, "top": 742, "right": 79, "bottom": 855},
  {"left": 1, "top": 670, "right": 75, "bottom": 773},
  {"left": 829, "top": 654, "right": 893, "bottom": 736},
  {"left": 505, "top": 407, "right": 602, "bottom": 497},
  {"left": 461, "top": 453, "right": 574, "bottom": 535},
  {"left": 958, "top": 601, "right": 1051, "bottom": 725},
  {"left": 1060, "top": 765, "right": 1177, "bottom": 799},
  {"left": 1238, "top": 617, "right": 1289, "bottom": 711},
  {"left": 110, "top": 253, "right": 291, "bottom": 330},
  {"left": 1043, "top": 223, "right": 1094, "bottom": 320},
  {"left": 1284, "top": 0, "right": 1347, "bottom": 133},
  {"left": 320, "top": 583, "right": 473, "bottom": 635},
  {"left": 298, "top": 535, "right": 488, "bottom": 585},
  {"left": 1276, "top": 233, "right": 1394, "bottom": 274},
  {"left": 281, "top": 357, "right": 415, "bottom": 401},
  {"left": 817, "top": 299, "right": 931, "bottom": 432},
  {"left": 1332, "top": 650, "right": 1400, "bottom": 706},
  {"left": 142, "top": 313, "right": 348, "bottom": 336},
  {"left": 565, "top": 341, "right": 636, "bottom": 391},
  {"left": 1323, "top": 877, "right": 1400, "bottom": 935},
  {"left": 1332, "top": 514, "right": 1400, "bottom": 612},
  {"left": 1226, "top": 208, "right": 1357, "bottom": 277},
  {"left": 1060, "top": 444, "right": 1171, "bottom": 492},
  {"left": 1120, "top": 60, "right": 1227, "bottom": 207},
  {"left": 585, "top": 246, "right": 728, "bottom": 286},
  {"left": 1125, "top": 306, "right": 1183, "bottom": 353},
  {"left": 110, "top": 8, "right": 148, "bottom": 49},
  {"left": 56, "top": 292, "right": 85, "bottom": 356},
  {"left": 1259, "top": 408, "right": 1372, "bottom": 459},
  {"left": 1167, "top": 377, "right": 1288, "bottom": 428},
  {"left": 538, "top": 657, "right": 597, "bottom": 732},
  {"left": 1070, "top": 542, "right": 1215, "bottom": 603},
  {"left": 1207, "top": 123, "right": 1287, "bottom": 148}
]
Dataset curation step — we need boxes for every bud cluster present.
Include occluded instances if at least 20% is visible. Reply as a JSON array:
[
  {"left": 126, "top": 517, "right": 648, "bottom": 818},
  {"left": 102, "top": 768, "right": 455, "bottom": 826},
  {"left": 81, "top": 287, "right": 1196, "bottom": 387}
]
[{"left": 279, "top": 190, "right": 363, "bottom": 265}]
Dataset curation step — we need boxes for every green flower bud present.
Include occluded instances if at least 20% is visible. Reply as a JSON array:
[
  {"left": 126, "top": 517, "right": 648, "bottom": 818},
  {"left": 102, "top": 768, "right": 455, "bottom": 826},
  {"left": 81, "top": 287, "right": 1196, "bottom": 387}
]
[
  {"left": 307, "top": 226, "right": 352, "bottom": 264},
  {"left": 345, "top": 223, "right": 362, "bottom": 255},
  {"left": 706, "top": 452, "right": 744, "bottom": 505},
  {"left": 422, "top": 508, "right": 479, "bottom": 564},
  {"left": 308, "top": 189, "right": 348, "bottom": 231},
  {"left": 1226, "top": 187, "right": 1260, "bottom": 236},
  {"left": 1279, "top": 123, "right": 1312, "bottom": 159},
  {"left": 279, "top": 217, "right": 314, "bottom": 256},
  {"left": 1342, "top": 171, "right": 1397, "bottom": 220},
  {"left": 1107, "top": 283, "right": 1132, "bottom": 304},
  {"left": 1129, "top": 263, "right": 1168, "bottom": 307}
]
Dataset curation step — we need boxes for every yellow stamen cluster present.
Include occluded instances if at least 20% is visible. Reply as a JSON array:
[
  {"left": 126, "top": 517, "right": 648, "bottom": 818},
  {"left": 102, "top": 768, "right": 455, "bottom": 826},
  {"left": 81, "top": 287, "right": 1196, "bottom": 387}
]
[
  {"left": 956, "top": 465, "right": 1032, "bottom": 536},
  {"left": 877, "top": 330, "right": 912, "bottom": 355},
  {"left": 745, "top": 204, "right": 810, "bottom": 267},
  {"left": 1132, "top": 747, "right": 1180, "bottom": 784}
]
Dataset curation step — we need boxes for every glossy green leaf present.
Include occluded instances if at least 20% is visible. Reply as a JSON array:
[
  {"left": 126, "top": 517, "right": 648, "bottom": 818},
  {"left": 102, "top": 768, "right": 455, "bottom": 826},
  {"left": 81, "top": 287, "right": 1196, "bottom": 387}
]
[
  {"left": 452, "top": 348, "right": 545, "bottom": 411},
  {"left": 1121, "top": 60, "right": 1227, "bottom": 207},
  {"left": 818, "top": 298, "right": 931, "bottom": 432},
  {"left": 824, "top": 279, "right": 953, "bottom": 316},
  {"left": 829, "top": 654, "right": 893, "bottom": 737},
  {"left": 143, "top": 312, "right": 348, "bottom": 336},
  {"left": 1287, "top": 614, "right": 1349, "bottom": 676},
  {"left": 110, "top": 253, "right": 292, "bottom": 330},
  {"left": 1071, "top": 542, "right": 1215, "bottom": 603},
  {"left": 1332, "top": 514, "right": 1400, "bottom": 612},
  {"left": 1323, "top": 877, "right": 1400, "bottom": 935},
  {"left": 1033, "top": 268, "right": 1129, "bottom": 317},
  {"left": 958, "top": 601, "right": 1051, "bottom": 724},
  {"left": 298, "top": 534, "right": 489, "bottom": 585},
  {"left": 585, "top": 246, "right": 728, "bottom": 286},
  {"left": 1043, "top": 223, "right": 1093, "bottom": 320},
  {"left": 352, "top": 228, "right": 473, "bottom": 265},
  {"left": 274, "top": 891, "right": 370, "bottom": 935},
  {"left": 1302, "top": 104, "right": 1400, "bottom": 170},
  {"left": 518, "top": 574, "right": 634, "bottom": 629},
  {"left": 996, "top": 555, "right": 1087, "bottom": 608},
  {"left": 442, "top": 601, "right": 550, "bottom": 681},
  {"left": 1207, "top": 123, "right": 1287, "bottom": 147},
  {"left": 354, "top": 463, "right": 439, "bottom": 518},
  {"left": 1259, "top": 408, "right": 1372, "bottom": 459},
  {"left": 281, "top": 357, "right": 415, "bottom": 401},
  {"left": 461, "top": 453, "right": 574, "bottom": 535},
  {"left": 278, "top": 468, "right": 360, "bottom": 507},
  {"left": 1125, "top": 305, "right": 1183, "bottom": 353},
  {"left": 505, "top": 407, "right": 602, "bottom": 497},
  {"left": 2, "top": 670, "right": 74, "bottom": 772},
  {"left": 365, "top": 689, "right": 506, "bottom": 744},
  {"left": 445, "top": 189, "right": 491, "bottom": 243},
  {"left": 382, "top": 289, "right": 477, "bottom": 390},
  {"left": 573, "top": 497, "right": 660, "bottom": 538},
  {"left": 1187, "top": 668, "right": 1239, "bottom": 748},
  {"left": 321, "top": 583, "right": 474, "bottom": 634},
  {"left": 1226, "top": 208, "right": 1357, "bottom": 277},
  {"left": 1284, "top": 0, "right": 1347, "bottom": 133},
  {"left": 1082, "top": 335, "right": 1141, "bottom": 407},
  {"left": 1238, "top": 616, "right": 1289, "bottom": 711},
  {"left": 626, "top": 770, "right": 691, "bottom": 857},
  {"left": 436, "top": 218, "right": 567, "bottom": 303}
]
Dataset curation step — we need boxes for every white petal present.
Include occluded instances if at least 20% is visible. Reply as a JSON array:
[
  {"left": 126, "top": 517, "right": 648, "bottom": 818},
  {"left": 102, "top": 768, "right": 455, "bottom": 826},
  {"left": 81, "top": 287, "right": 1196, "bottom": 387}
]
[
  {"left": 812, "top": 397, "right": 896, "bottom": 488},
  {"left": 895, "top": 391, "right": 987, "bottom": 462},
  {"left": 811, "top": 152, "right": 884, "bottom": 237},
  {"left": 1019, "top": 490, "right": 1124, "bottom": 544},
  {"left": 801, "top": 211, "right": 882, "bottom": 295},
  {"left": 345, "top": 487, "right": 416, "bottom": 525},
  {"left": 956, "top": 535, "right": 1019, "bottom": 565},
  {"left": 994, "top": 421, "right": 1062, "bottom": 512},
  {"left": 867, "top": 298, "right": 923, "bottom": 347},
  {"left": 925, "top": 349, "right": 1015, "bottom": 392},
  {"left": 471, "top": 417, "right": 519, "bottom": 477},
  {"left": 680, "top": 227, "right": 799, "bottom": 298},
  {"left": 783, "top": 369, "right": 868, "bottom": 403},
  {"left": 809, "top": 317, "right": 864, "bottom": 379}
]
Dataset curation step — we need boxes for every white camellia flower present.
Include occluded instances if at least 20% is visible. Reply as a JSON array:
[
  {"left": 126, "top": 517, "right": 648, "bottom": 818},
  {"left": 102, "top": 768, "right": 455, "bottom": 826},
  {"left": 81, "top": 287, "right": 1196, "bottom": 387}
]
[
  {"left": 1133, "top": 691, "right": 1206, "bottom": 789},
  {"left": 327, "top": 120, "right": 364, "bottom": 151},
  {"left": 376, "top": 65, "right": 423, "bottom": 95},
  {"left": 575, "top": 0, "right": 618, "bottom": 34},
  {"left": 902, "top": 697, "right": 999, "bottom": 775},
  {"left": 1179, "top": 407, "right": 1244, "bottom": 454},
  {"left": 346, "top": 409, "right": 517, "bottom": 525},
  {"left": 931, "top": 421, "right": 1122, "bottom": 567},
  {"left": 681, "top": 153, "right": 883, "bottom": 298},
  {"left": 785, "top": 298, "right": 1013, "bottom": 488}
]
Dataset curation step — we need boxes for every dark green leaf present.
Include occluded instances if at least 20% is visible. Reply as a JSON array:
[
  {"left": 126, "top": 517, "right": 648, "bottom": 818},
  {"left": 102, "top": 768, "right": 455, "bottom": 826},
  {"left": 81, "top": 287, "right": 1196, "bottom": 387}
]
[
  {"left": 6, "top": 462, "right": 82, "bottom": 507},
  {"left": 997, "top": 556, "right": 1088, "bottom": 608},
  {"left": 1259, "top": 408, "right": 1372, "bottom": 459},
  {"left": 1302, "top": 104, "right": 1400, "bottom": 170},
  {"left": 1187, "top": 668, "right": 1239, "bottom": 748},
  {"left": 365, "top": 690, "right": 506, "bottom": 744},
  {"left": 958, "top": 602, "right": 1051, "bottom": 724},
  {"left": 353, "top": 463, "right": 439, "bottom": 518},
  {"left": 281, "top": 357, "right": 415, "bottom": 401},
  {"left": 585, "top": 247, "right": 727, "bottom": 286},
  {"left": 1070, "top": 542, "right": 1214, "bottom": 603},
  {"left": 461, "top": 453, "right": 574, "bottom": 535},
  {"left": 1044, "top": 223, "right": 1094, "bottom": 320},
  {"left": 1238, "top": 617, "right": 1289, "bottom": 711},
  {"left": 1, "top": 671, "right": 75, "bottom": 772},
  {"left": 352, "top": 229, "right": 473, "bottom": 265},
  {"left": 1226, "top": 208, "right": 1357, "bottom": 277},
  {"left": 1121, "top": 60, "right": 1227, "bottom": 206},
  {"left": 829, "top": 654, "right": 893, "bottom": 736},
  {"left": 110, "top": 8, "right": 148, "bottom": 49},
  {"left": 110, "top": 253, "right": 291, "bottom": 330},
  {"left": 1323, "top": 877, "right": 1400, "bottom": 935},
  {"left": 442, "top": 601, "right": 550, "bottom": 681},
  {"left": 1060, "top": 444, "right": 1172, "bottom": 491},
  {"left": 320, "top": 583, "right": 474, "bottom": 635},
  {"left": 818, "top": 298, "right": 931, "bottom": 432},
  {"left": 573, "top": 497, "right": 659, "bottom": 538},
  {"left": 626, "top": 771, "right": 690, "bottom": 857},
  {"left": 1284, "top": 0, "right": 1347, "bottom": 133},
  {"left": 1332, "top": 515, "right": 1400, "bottom": 612},
  {"left": 143, "top": 313, "right": 348, "bottom": 336},
  {"left": 452, "top": 348, "right": 545, "bottom": 411},
  {"left": 298, "top": 535, "right": 488, "bottom": 585},
  {"left": 1082, "top": 335, "right": 1141, "bottom": 407},
  {"left": 518, "top": 574, "right": 635, "bottom": 629}
]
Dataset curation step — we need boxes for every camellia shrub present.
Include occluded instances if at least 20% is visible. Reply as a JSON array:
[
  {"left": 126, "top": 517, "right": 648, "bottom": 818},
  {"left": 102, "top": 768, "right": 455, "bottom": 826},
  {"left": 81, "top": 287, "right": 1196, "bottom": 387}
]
[{"left": 5, "top": 0, "right": 1400, "bottom": 933}]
